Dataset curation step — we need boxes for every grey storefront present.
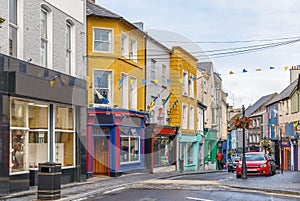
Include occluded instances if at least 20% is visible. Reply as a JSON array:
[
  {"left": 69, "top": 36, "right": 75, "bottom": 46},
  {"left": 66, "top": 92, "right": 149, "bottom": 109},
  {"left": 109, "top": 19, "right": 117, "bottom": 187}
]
[{"left": 0, "top": 54, "right": 87, "bottom": 194}]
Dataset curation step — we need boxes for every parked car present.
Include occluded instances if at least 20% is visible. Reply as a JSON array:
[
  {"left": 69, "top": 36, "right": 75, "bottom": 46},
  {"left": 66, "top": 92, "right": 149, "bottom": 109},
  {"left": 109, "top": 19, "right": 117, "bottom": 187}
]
[
  {"left": 236, "top": 152, "right": 274, "bottom": 178},
  {"left": 228, "top": 156, "right": 240, "bottom": 172}
]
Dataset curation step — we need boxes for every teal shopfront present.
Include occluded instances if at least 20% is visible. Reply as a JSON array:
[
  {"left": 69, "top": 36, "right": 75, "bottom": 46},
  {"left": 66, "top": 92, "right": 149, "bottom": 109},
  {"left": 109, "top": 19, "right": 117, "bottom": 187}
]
[
  {"left": 177, "top": 131, "right": 202, "bottom": 171},
  {"left": 204, "top": 128, "right": 218, "bottom": 169}
]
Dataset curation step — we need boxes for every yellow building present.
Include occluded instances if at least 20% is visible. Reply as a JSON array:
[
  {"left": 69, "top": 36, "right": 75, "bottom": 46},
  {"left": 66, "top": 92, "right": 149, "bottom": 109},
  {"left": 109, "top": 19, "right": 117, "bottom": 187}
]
[
  {"left": 86, "top": 1, "right": 148, "bottom": 177},
  {"left": 169, "top": 46, "right": 202, "bottom": 171},
  {"left": 86, "top": 1, "right": 146, "bottom": 110}
]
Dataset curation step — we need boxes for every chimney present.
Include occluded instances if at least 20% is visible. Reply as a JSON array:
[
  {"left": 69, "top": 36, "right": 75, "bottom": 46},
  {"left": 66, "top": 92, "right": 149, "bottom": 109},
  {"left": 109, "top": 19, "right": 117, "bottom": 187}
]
[
  {"left": 133, "top": 22, "right": 144, "bottom": 30},
  {"left": 290, "top": 65, "right": 300, "bottom": 83}
]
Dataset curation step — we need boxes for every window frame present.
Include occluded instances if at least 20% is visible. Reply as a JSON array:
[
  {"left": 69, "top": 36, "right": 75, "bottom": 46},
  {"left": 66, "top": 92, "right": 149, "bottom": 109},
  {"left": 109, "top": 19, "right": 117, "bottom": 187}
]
[
  {"left": 189, "top": 74, "right": 194, "bottom": 99},
  {"left": 129, "top": 76, "right": 137, "bottom": 110},
  {"left": 121, "top": 32, "right": 129, "bottom": 58},
  {"left": 150, "top": 59, "right": 156, "bottom": 81},
  {"left": 129, "top": 37, "right": 137, "bottom": 62},
  {"left": 189, "top": 105, "right": 194, "bottom": 130},
  {"left": 66, "top": 20, "right": 74, "bottom": 75},
  {"left": 182, "top": 71, "right": 188, "bottom": 96},
  {"left": 182, "top": 103, "right": 188, "bottom": 129},
  {"left": 93, "top": 27, "right": 113, "bottom": 53},
  {"left": 93, "top": 69, "right": 114, "bottom": 106},
  {"left": 121, "top": 73, "right": 129, "bottom": 109}
]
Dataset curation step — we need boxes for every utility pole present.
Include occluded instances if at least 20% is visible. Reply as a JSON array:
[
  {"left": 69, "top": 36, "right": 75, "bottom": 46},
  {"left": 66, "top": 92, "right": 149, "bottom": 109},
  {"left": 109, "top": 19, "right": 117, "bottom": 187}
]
[{"left": 241, "top": 105, "right": 247, "bottom": 179}]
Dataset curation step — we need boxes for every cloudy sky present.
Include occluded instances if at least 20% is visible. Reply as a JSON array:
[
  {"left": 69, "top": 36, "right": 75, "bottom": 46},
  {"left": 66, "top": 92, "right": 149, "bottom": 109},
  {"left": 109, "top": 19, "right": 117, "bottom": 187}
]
[{"left": 97, "top": 0, "right": 300, "bottom": 108}]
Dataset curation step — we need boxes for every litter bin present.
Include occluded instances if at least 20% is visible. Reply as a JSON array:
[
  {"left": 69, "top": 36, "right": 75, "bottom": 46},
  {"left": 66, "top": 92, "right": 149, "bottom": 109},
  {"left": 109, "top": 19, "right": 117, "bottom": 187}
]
[{"left": 37, "top": 162, "right": 61, "bottom": 200}]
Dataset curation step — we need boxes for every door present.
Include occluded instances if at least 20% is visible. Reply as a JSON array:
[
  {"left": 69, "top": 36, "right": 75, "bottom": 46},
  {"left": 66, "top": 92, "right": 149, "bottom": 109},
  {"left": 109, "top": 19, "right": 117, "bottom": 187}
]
[
  {"left": 94, "top": 136, "right": 109, "bottom": 175},
  {"left": 284, "top": 147, "right": 290, "bottom": 170}
]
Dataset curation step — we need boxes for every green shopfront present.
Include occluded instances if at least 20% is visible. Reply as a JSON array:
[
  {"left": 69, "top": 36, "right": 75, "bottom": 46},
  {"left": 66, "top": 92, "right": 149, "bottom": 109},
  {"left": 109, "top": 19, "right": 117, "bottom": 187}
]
[
  {"left": 177, "top": 131, "right": 202, "bottom": 171},
  {"left": 204, "top": 128, "right": 218, "bottom": 170}
]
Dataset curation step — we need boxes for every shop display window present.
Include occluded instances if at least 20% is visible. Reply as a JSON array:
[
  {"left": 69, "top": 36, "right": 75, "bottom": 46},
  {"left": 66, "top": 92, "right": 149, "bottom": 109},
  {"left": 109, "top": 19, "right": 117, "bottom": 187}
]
[
  {"left": 11, "top": 129, "right": 27, "bottom": 172},
  {"left": 11, "top": 99, "right": 27, "bottom": 127},
  {"left": 55, "top": 131, "right": 74, "bottom": 167},
  {"left": 55, "top": 106, "right": 74, "bottom": 130},
  {"left": 120, "top": 127, "right": 140, "bottom": 163}
]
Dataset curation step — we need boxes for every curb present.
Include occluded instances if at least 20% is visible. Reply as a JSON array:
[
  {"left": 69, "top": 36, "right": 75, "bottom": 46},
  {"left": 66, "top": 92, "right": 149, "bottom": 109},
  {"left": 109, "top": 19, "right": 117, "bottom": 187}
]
[{"left": 221, "top": 184, "right": 300, "bottom": 196}]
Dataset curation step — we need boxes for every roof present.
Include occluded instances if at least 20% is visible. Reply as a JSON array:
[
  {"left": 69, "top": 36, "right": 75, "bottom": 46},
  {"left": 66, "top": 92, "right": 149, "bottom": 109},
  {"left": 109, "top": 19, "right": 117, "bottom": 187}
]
[
  {"left": 197, "top": 62, "right": 213, "bottom": 75},
  {"left": 244, "top": 93, "right": 277, "bottom": 116},
  {"left": 266, "top": 79, "right": 298, "bottom": 106},
  {"left": 86, "top": 0, "right": 122, "bottom": 19}
]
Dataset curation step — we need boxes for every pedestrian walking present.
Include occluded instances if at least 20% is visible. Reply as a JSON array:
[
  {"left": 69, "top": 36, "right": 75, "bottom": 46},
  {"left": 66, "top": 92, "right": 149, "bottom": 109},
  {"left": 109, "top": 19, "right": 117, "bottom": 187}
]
[
  {"left": 220, "top": 155, "right": 226, "bottom": 170},
  {"left": 216, "top": 151, "right": 222, "bottom": 170}
]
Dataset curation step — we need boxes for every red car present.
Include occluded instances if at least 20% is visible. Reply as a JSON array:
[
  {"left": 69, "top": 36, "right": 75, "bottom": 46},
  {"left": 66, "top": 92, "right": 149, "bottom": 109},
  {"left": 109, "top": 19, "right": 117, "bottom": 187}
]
[{"left": 236, "top": 152, "right": 273, "bottom": 178}]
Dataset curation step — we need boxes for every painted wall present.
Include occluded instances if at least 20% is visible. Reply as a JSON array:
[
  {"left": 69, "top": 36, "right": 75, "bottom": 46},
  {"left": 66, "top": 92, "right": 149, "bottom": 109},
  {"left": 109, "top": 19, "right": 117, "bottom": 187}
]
[{"left": 86, "top": 17, "right": 146, "bottom": 110}]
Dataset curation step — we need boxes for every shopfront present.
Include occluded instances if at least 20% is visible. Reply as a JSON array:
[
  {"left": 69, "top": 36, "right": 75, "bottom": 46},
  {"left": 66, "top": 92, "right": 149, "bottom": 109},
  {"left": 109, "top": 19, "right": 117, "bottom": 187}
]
[
  {"left": 177, "top": 131, "right": 202, "bottom": 172},
  {"left": 0, "top": 54, "right": 87, "bottom": 194},
  {"left": 204, "top": 128, "right": 218, "bottom": 170},
  {"left": 87, "top": 108, "right": 147, "bottom": 177}
]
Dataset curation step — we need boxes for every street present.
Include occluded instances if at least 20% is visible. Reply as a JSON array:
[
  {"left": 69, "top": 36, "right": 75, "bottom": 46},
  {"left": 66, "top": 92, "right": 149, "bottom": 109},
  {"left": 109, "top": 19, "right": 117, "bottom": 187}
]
[{"left": 68, "top": 172, "right": 300, "bottom": 201}]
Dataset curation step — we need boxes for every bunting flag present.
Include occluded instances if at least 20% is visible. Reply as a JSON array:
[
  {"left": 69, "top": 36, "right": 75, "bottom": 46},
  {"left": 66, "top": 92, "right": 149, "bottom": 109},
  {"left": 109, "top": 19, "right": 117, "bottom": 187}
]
[
  {"left": 107, "top": 77, "right": 112, "bottom": 81},
  {"left": 269, "top": 66, "right": 275, "bottom": 69},
  {"left": 130, "top": 79, "right": 135, "bottom": 85},
  {"left": 119, "top": 78, "right": 123, "bottom": 85},
  {"left": 97, "top": 78, "right": 101, "bottom": 86},
  {"left": 229, "top": 71, "right": 234, "bottom": 74},
  {"left": 179, "top": 78, "right": 183, "bottom": 83},
  {"left": 154, "top": 79, "right": 159, "bottom": 84},
  {"left": 216, "top": 73, "right": 221, "bottom": 77},
  {"left": 204, "top": 72, "right": 209, "bottom": 78},
  {"left": 167, "top": 79, "right": 171, "bottom": 84},
  {"left": 168, "top": 99, "right": 179, "bottom": 114},
  {"left": 142, "top": 79, "right": 146, "bottom": 84},
  {"left": 256, "top": 68, "right": 262, "bottom": 71},
  {"left": 242, "top": 69, "right": 248, "bottom": 73},
  {"left": 284, "top": 66, "right": 289, "bottom": 71},
  {"left": 162, "top": 93, "right": 171, "bottom": 106},
  {"left": 95, "top": 89, "right": 109, "bottom": 104}
]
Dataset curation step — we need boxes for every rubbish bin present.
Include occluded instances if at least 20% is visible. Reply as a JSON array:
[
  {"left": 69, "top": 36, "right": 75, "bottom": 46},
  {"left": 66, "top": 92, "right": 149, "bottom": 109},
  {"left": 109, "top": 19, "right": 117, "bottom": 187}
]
[{"left": 37, "top": 162, "right": 61, "bottom": 200}]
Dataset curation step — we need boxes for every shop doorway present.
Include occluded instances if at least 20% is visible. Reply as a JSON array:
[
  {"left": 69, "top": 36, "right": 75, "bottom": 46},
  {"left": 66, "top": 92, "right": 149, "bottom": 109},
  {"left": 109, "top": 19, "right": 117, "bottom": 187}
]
[{"left": 93, "top": 136, "right": 109, "bottom": 175}]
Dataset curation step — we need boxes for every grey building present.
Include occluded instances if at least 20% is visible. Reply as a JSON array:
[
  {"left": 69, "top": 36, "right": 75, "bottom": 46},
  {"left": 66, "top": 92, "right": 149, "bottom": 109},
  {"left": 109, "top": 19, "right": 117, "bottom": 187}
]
[{"left": 0, "top": 0, "right": 86, "bottom": 194}]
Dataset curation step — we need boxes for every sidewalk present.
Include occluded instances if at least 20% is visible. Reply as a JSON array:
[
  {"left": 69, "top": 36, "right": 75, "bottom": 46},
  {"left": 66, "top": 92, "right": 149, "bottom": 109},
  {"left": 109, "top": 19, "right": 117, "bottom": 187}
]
[{"left": 219, "top": 170, "right": 300, "bottom": 196}]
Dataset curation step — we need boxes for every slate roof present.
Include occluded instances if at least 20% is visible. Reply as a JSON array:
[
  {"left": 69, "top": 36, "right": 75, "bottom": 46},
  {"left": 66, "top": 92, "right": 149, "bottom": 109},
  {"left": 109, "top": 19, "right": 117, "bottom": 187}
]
[
  {"left": 244, "top": 93, "right": 277, "bottom": 117},
  {"left": 197, "top": 62, "right": 213, "bottom": 75},
  {"left": 266, "top": 79, "right": 298, "bottom": 106},
  {"left": 86, "top": 0, "right": 122, "bottom": 19}
]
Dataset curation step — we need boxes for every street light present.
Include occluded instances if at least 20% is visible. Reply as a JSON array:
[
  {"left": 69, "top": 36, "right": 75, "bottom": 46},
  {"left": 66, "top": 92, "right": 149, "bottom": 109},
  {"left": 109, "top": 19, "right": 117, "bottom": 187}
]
[{"left": 241, "top": 105, "right": 247, "bottom": 179}]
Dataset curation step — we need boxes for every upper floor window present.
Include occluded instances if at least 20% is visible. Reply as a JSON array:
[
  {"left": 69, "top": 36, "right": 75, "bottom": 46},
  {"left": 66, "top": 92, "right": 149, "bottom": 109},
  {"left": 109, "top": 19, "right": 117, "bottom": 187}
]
[
  {"left": 121, "top": 73, "right": 129, "bottom": 109},
  {"left": 40, "top": 8, "right": 48, "bottom": 67},
  {"left": 93, "top": 28, "right": 113, "bottom": 53},
  {"left": 162, "top": 64, "right": 166, "bottom": 86},
  {"left": 66, "top": 21, "right": 73, "bottom": 75},
  {"left": 189, "top": 74, "right": 194, "bottom": 99},
  {"left": 93, "top": 70, "right": 113, "bottom": 105},
  {"left": 9, "top": 0, "right": 18, "bottom": 57},
  {"left": 273, "top": 104, "right": 277, "bottom": 118},
  {"left": 182, "top": 71, "right": 188, "bottom": 96},
  {"left": 182, "top": 103, "right": 188, "bottom": 129},
  {"left": 151, "top": 59, "right": 156, "bottom": 80},
  {"left": 189, "top": 105, "right": 194, "bottom": 130},
  {"left": 121, "top": 33, "right": 129, "bottom": 57},
  {"left": 130, "top": 76, "right": 137, "bottom": 110},
  {"left": 291, "top": 92, "right": 299, "bottom": 113},
  {"left": 129, "top": 38, "right": 137, "bottom": 62}
]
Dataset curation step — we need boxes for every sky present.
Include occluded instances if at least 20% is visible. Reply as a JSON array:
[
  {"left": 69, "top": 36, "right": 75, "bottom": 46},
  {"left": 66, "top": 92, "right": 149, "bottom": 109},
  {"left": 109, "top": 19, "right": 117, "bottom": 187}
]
[{"left": 96, "top": 0, "right": 300, "bottom": 108}]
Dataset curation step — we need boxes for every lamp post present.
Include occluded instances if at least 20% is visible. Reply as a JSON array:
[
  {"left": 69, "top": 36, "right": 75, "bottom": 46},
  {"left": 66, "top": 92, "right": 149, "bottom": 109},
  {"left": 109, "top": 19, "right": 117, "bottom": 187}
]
[{"left": 241, "top": 105, "right": 247, "bottom": 179}]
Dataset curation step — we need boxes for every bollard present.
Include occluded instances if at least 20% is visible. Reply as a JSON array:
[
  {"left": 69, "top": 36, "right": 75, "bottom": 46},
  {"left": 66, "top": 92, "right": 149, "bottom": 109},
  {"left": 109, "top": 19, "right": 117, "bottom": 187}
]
[{"left": 37, "top": 162, "right": 61, "bottom": 200}]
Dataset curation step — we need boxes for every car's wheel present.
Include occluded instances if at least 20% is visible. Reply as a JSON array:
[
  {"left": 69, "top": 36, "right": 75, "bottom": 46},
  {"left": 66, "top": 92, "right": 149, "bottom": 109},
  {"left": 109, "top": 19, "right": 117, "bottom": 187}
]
[{"left": 236, "top": 174, "right": 241, "bottom": 178}]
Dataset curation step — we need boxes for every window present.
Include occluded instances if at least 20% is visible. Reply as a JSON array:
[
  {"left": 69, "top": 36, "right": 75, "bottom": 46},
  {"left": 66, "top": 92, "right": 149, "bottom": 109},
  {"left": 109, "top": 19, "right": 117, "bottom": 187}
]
[
  {"left": 10, "top": 99, "right": 28, "bottom": 173},
  {"left": 129, "top": 38, "right": 137, "bottom": 62},
  {"left": 151, "top": 59, "right": 156, "bottom": 80},
  {"left": 189, "top": 74, "right": 194, "bottom": 98},
  {"left": 130, "top": 76, "right": 137, "bottom": 110},
  {"left": 120, "top": 127, "right": 140, "bottom": 163},
  {"left": 186, "top": 143, "right": 194, "bottom": 165},
  {"left": 182, "top": 71, "right": 188, "bottom": 96},
  {"left": 273, "top": 104, "right": 277, "bottom": 118},
  {"left": 9, "top": 0, "right": 18, "bottom": 57},
  {"left": 55, "top": 106, "right": 75, "bottom": 167},
  {"left": 40, "top": 8, "right": 48, "bottom": 67},
  {"left": 291, "top": 92, "right": 299, "bottom": 113},
  {"left": 189, "top": 105, "right": 194, "bottom": 130},
  {"left": 28, "top": 104, "right": 49, "bottom": 169},
  {"left": 66, "top": 21, "right": 73, "bottom": 75},
  {"left": 94, "top": 28, "right": 112, "bottom": 52},
  {"left": 121, "top": 73, "right": 129, "bottom": 109},
  {"left": 93, "top": 70, "right": 113, "bottom": 105},
  {"left": 121, "top": 33, "right": 129, "bottom": 57},
  {"left": 162, "top": 64, "right": 166, "bottom": 86},
  {"left": 182, "top": 103, "right": 188, "bottom": 129}
]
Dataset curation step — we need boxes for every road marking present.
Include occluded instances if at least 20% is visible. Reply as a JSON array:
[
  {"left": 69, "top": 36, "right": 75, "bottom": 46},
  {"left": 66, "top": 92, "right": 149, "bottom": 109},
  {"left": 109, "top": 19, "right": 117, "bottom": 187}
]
[
  {"left": 139, "top": 179, "right": 219, "bottom": 185},
  {"left": 103, "top": 187, "right": 125, "bottom": 195},
  {"left": 73, "top": 198, "right": 88, "bottom": 201},
  {"left": 186, "top": 196, "right": 214, "bottom": 201}
]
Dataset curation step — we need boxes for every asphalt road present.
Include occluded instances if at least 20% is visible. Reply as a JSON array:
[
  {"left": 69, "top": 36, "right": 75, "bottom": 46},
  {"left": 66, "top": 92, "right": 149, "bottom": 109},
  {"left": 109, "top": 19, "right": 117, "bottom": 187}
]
[{"left": 77, "top": 188, "right": 300, "bottom": 201}]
